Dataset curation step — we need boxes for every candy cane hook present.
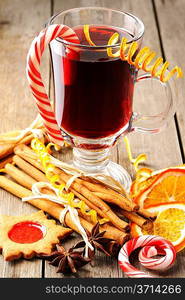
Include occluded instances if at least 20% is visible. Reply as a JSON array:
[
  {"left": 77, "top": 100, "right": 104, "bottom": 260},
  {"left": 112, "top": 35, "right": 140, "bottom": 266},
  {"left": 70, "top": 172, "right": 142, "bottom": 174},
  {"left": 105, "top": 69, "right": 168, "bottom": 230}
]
[{"left": 26, "top": 24, "right": 79, "bottom": 145}]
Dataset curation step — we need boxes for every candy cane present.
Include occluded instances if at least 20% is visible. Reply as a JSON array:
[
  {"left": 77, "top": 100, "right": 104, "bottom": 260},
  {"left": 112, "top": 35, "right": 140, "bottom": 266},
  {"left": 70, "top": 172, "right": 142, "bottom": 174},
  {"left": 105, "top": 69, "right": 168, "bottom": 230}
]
[
  {"left": 26, "top": 24, "right": 80, "bottom": 145},
  {"left": 118, "top": 235, "right": 176, "bottom": 278}
]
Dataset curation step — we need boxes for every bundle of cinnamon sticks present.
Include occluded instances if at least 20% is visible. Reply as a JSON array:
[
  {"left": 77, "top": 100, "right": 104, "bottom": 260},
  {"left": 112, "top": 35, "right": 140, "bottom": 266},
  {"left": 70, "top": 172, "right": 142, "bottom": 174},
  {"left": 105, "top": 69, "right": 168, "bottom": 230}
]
[{"left": 0, "top": 142, "right": 156, "bottom": 246}]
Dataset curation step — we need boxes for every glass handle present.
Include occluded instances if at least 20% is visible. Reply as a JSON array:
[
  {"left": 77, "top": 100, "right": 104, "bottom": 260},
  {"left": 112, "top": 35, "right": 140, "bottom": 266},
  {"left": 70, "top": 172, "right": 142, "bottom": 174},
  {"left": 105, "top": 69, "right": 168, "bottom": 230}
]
[{"left": 130, "top": 73, "right": 176, "bottom": 134}]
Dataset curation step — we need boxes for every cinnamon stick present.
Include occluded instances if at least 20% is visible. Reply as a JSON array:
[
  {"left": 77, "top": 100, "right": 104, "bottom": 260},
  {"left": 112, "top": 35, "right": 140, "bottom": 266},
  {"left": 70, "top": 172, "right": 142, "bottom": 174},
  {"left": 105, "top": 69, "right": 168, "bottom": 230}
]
[
  {"left": 10, "top": 156, "right": 129, "bottom": 231},
  {"left": 5, "top": 163, "right": 37, "bottom": 189},
  {"left": 54, "top": 168, "right": 129, "bottom": 232},
  {"left": 138, "top": 208, "right": 157, "bottom": 220},
  {"left": 69, "top": 186, "right": 130, "bottom": 232},
  {"left": 18, "top": 133, "right": 35, "bottom": 145},
  {"left": 14, "top": 146, "right": 130, "bottom": 230},
  {"left": 78, "top": 177, "right": 138, "bottom": 211},
  {"left": 0, "top": 154, "right": 14, "bottom": 169},
  {"left": 0, "top": 175, "right": 129, "bottom": 245},
  {"left": 13, "top": 155, "right": 48, "bottom": 182},
  {"left": 0, "top": 144, "right": 16, "bottom": 160},
  {"left": 116, "top": 209, "right": 153, "bottom": 231},
  {"left": 0, "top": 134, "right": 33, "bottom": 159},
  {"left": 93, "top": 191, "right": 138, "bottom": 212},
  {"left": 14, "top": 145, "right": 132, "bottom": 231},
  {"left": 14, "top": 145, "right": 138, "bottom": 214},
  {"left": 14, "top": 144, "right": 45, "bottom": 172},
  {"left": 0, "top": 131, "right": 44, "bottom": 160},
  {"left": 6, "top": 158, "right": 129, "bottom": 231}
]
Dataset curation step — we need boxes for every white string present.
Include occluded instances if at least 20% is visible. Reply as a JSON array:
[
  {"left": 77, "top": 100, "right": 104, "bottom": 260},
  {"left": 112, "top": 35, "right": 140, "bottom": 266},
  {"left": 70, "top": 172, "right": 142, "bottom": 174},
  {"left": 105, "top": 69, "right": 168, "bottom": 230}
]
[
  {"left": 59, "top": 207, "right": 68, "bottom": 225},
  {"left": 30, "top": 128, "right": 44, "bottom": 140},
  {"left": 67, "top": 206, "right": 92, "bottom": 257},
  {"left": 22, "top": 182, "right": 93, "bottom": 257},
  {"left": 65, "top": 173, "right": 82, "bottom": 191}
]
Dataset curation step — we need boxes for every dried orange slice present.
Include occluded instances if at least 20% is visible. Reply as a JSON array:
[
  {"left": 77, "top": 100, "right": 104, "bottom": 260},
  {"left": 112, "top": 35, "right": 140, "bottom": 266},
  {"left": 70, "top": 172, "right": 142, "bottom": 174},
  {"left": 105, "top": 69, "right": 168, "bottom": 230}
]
[
  {"left": 131, "top": 203, "right": 185, "bottom": 252},
  {"left": 134, "top": 168, "right": 185, "bottom": 209}
]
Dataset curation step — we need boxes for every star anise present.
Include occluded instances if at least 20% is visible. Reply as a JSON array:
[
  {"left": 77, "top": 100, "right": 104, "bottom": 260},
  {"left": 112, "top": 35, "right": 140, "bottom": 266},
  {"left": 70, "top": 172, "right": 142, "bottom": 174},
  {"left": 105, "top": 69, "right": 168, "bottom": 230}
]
[
  {"left": 74, "top": 223, "right": 121, "bottom": 258},
  {"left": 42, "top": 244, "right": 91, "bottom": 273}
]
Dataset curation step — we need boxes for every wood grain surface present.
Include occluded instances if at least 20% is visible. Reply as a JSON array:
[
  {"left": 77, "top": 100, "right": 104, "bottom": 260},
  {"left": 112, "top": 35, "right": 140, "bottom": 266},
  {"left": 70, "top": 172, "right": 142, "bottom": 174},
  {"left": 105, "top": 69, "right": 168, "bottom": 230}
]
[{"left": 0, "top": 0, "right": 184, "bottom": 278}]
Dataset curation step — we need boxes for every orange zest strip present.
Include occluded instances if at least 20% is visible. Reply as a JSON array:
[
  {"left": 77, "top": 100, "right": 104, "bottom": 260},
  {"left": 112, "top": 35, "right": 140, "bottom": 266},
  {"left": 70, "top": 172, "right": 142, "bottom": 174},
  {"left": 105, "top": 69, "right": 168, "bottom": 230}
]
[
  {"left": 135, "top": 167, "right": 153, "bottom": 179},
  {"left": 46, "top": 142, "right": 61, "bottom": 154},
  {"left": 83, "top": 25, "right": 183, "bottom": 83},
  {"left": 110, "top": 36, "right": 183, "bottom": 82},
  {"left": 107, "top": 32, "right": 120, "bottom": 57},
  {"left": 123, "top": 136, "right": 147, "bottom": 172},
  {"left": 83, "top": 25, "right": 96, "bottom": 46}
]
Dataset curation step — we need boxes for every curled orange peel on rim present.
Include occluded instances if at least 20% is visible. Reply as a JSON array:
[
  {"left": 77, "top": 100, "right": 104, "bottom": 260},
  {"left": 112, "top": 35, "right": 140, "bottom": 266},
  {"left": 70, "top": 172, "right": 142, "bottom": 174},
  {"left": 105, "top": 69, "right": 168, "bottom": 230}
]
[
  {"left": 106, "top": 32, "right": 183, "bottom": 82},
  {"left": 83, "top": 25, "right": 96, "bottom": 46},
  {"left": 83, "top": 24, "right": 183, "bottom": 82}
]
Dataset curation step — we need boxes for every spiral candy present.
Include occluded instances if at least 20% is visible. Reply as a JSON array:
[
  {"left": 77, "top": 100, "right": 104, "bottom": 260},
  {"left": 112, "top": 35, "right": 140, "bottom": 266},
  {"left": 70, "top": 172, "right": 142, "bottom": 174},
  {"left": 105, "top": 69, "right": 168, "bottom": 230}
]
[{"left": 118, "top": 235, "right": 176, "bottom": 278}]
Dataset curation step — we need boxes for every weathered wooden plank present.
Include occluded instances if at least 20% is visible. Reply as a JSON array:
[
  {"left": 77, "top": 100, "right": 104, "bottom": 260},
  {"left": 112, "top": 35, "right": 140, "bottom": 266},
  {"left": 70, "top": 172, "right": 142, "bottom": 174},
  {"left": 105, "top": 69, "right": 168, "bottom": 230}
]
[
  {"left": 154, "top": 0, "right": 185, "bottom": 148},
  {"left": 148, "top": 0, "right": 185, "bottom": 278},
  {"left": 0, "top": 0, "right": 51, "bottom": 278},
  {"left": 153, "top": 0, "right": 185, "bottom": 155}
]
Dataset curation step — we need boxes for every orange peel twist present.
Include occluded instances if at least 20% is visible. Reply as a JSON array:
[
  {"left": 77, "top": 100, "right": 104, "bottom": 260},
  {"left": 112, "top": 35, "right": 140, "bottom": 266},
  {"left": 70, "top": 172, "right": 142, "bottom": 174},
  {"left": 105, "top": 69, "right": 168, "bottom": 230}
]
[
  {"left": 84, "top": 25, "right": 183, "bottom": 82},
  {"left": 83, "top": 25, "right": 96, "bottom": 46},
  {"left": 107, "top": 35, "right": 183, "bottom": 83},
  {"left": 123, "top": 136, "right": 147, "bottom": 172}
]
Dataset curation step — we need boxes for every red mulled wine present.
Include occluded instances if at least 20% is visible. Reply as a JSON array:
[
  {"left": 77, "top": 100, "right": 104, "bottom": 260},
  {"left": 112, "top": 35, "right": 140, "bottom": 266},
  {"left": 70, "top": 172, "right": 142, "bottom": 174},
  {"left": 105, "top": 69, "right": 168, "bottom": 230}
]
[{"left": 50, "top": 25, "right": 136, "bottom": 139}]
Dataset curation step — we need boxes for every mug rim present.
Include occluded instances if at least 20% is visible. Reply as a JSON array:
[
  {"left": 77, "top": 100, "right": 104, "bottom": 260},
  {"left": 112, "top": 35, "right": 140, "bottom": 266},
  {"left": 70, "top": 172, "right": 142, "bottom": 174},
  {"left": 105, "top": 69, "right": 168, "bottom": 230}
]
[{"left": 47, "top": 6, "right": 145, "bottom": 49}]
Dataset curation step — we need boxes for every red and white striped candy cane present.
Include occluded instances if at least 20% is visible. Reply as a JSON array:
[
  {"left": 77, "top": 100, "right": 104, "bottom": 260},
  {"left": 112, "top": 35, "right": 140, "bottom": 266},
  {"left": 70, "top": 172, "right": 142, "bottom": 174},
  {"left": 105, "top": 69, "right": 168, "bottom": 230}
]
[
  {"left": 118, "top": 235, "right": 176, "bottom": 278},
  {"left": 26, "top": 24, "right": 79, "bottom": 145}
]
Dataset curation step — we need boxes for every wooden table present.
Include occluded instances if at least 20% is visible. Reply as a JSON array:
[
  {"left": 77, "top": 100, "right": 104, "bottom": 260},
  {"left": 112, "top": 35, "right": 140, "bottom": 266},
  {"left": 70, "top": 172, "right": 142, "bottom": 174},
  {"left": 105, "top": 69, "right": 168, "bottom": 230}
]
[{"left": 0, "top": 0, "right": 184, "bottom": 278}]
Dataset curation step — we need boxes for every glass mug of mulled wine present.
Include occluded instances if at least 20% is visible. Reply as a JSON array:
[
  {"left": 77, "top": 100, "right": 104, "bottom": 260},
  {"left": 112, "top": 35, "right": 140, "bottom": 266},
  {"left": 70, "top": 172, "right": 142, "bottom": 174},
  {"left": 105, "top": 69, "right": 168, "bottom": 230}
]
[{"left": 44, "top": 7, "right": 176, "bottom": 189}]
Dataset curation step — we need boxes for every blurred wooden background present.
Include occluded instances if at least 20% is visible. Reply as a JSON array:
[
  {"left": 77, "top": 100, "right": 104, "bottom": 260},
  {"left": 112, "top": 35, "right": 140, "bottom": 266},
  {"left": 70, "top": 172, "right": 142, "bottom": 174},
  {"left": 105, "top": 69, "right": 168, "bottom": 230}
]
[{"left": 0, "top": 0, "right": 184, "bottom": 278}]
